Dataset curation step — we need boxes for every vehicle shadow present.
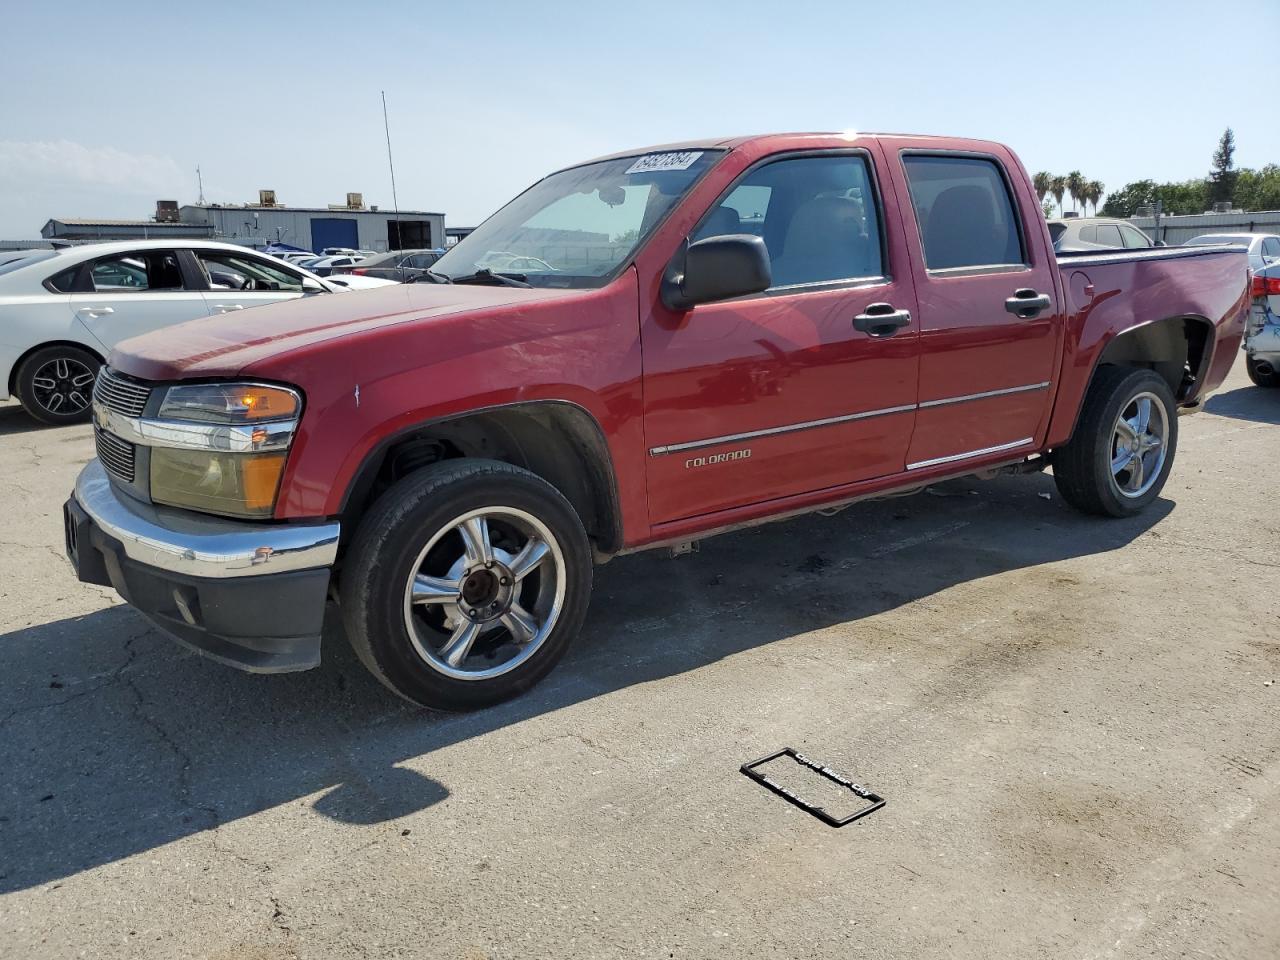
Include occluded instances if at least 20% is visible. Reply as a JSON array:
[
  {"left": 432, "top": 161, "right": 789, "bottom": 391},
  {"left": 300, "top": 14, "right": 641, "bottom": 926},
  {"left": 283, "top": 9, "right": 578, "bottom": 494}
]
[
  {"left": 1203, "top": 384, "right": 1280, "bottom": 424},
  {"left": 0, "top": 401, "right": 61, "bottom": 437},
  {"left": 0, "top": 472, "right": 1172, "bottom": 893}
]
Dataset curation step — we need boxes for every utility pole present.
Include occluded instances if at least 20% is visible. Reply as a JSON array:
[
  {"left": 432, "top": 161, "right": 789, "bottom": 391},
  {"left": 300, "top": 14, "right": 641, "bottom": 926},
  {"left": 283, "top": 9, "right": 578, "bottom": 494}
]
[{"left": 382, "top": 90, "right": 401, "bottom": 250}]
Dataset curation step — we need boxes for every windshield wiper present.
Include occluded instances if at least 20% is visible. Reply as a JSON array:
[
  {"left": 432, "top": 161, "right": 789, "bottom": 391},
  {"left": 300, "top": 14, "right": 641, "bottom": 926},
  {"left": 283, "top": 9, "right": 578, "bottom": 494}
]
[
  {"left": 409, "top": 269, "right": 453, "bottom": 284},
  {"left": 448, "top": 268, "right": 531, "bottom": 288}
]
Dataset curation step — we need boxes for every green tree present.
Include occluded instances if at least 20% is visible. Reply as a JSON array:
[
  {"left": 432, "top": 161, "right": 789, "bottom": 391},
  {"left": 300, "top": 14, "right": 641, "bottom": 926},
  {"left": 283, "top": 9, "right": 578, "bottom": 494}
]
[
  {"left": 1041, "top": 197, "right": 1056, "bottom": 218},
  {"left": 1209, "top": 127, "right": 1238, "bottom": 207},
  {"left": 1032, "top": 171, "right": 1053, "bottom": 206},
  {"left": 1050, "top": 175, "right": 1067, "bottom": 217},
  {"left": 1235, "top": 164, "right": 1280, "bottom": 212},
  {"left": 1065, "top": 171, "right": 1085, "bottom": 215},
  {"left": 1085, "top": 180, "right": 1104, "bottom": 216}
]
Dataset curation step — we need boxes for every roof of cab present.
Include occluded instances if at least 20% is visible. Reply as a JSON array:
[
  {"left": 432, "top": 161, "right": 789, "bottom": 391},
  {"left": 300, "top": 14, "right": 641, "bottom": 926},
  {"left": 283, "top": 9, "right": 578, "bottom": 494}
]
[{"left": 581, "top": 131, "right": 1005, "bottom": 166}]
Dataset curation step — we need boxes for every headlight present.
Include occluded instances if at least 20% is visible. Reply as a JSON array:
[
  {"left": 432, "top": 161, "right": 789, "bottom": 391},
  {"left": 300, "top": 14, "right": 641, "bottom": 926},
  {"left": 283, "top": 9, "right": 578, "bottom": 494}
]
[
  {"left": 147, "top": 381, "right": 301, "bottom": 519},
  {"left": 151, "top": 449, "right": 287, "bottom": 518},
  {"left": 158, "top": 383, "right": 299, "bottom": 423}
]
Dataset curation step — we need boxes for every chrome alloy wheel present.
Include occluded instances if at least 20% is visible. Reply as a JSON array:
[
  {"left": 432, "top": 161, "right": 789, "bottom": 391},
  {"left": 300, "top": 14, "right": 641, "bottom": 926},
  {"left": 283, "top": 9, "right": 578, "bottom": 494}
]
[
  {"left": 1110, "top": 391, "right": 1168, "bottom": 499},
  {"left": 30, "top": 356, "right": 95, "bottom": 415},
  {"left": 401, "top": 507, "right": 566, "bottom": 681}
]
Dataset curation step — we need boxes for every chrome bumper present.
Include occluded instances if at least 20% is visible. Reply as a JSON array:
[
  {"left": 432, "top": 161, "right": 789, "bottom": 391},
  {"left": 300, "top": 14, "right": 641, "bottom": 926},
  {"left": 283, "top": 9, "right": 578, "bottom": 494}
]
[{"left": 73, "top": 459, "right": 339, "bottom": 579}]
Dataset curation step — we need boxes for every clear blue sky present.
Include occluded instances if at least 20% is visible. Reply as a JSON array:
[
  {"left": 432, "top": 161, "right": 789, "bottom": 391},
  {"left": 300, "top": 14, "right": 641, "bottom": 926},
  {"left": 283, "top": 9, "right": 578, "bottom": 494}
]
[{"left": 1, "top": 0, "right": 1276, "bottom": 238}]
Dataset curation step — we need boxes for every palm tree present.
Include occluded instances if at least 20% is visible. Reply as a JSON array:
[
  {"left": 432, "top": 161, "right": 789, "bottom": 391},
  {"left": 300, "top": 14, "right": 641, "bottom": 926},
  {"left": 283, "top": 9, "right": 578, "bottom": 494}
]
[
  {"left": 1065, "top": 170, "right": 1085, "bottom": 215},
  {"left": 1086, "top": 180, "right": 1104, "bottom": 216},
  {"left": 1032, "top": 171, "right": 1053, "bottom": 207},
  {"left": 1050, "top": 176, "right": 1067, "bottom": 217}
]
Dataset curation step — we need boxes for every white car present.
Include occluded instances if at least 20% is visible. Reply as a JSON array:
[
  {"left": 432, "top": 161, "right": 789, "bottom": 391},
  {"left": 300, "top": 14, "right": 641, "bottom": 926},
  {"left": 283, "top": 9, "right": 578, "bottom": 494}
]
[
  {"left": 1184, "top": 233, "right": 1280, "bottom": 274},
  {"left": 0, "top": 239, "right": 396, "bottom": 425}
]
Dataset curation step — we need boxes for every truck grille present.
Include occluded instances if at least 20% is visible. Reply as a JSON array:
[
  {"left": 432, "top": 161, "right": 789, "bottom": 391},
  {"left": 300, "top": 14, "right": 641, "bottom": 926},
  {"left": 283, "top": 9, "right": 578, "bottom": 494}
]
[
  {"left": 93, "top": 367, "right": 151, "bottom": 418},
  {"left": 95, "top": 428, "right": 136, "bottom": 483}
]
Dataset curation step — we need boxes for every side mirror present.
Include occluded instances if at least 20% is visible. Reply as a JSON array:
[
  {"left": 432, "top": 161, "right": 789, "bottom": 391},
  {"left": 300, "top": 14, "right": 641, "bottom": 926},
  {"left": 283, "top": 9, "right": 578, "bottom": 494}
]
[
  {"left": 301, "top": 276, "right": 327, "bottom": 294},
  {"left": 1154, "top": 240, "right": 1167, "bottom": 247},
  {"left": 662, "top": 235, "right": 772, "bottom": 311}
]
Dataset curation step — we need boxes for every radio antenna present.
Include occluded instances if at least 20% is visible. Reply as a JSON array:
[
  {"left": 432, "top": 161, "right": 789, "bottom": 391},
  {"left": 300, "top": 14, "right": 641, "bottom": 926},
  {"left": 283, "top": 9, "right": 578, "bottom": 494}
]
[{"left": 382, "top": 91, "right": 401, "bottom": 248}]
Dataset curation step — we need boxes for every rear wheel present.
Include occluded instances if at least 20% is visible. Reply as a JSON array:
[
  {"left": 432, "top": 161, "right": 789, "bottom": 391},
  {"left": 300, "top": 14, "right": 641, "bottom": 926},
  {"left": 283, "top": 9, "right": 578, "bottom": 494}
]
[
  {"left": 1053, "top": 366, "right": 1177, "bottom": 517},
  {"left": 1246, "top": 355, "right": 1280, "bottom": 388},
  {"left": 14, "top": 345, "right": 101, "bottom": 426},
  {"left": 339, "top": 459, "right": 592, "bottom": 710}
]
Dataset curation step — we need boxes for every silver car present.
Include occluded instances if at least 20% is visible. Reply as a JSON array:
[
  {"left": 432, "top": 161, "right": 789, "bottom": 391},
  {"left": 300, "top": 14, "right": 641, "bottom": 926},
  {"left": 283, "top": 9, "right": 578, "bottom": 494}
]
[
  {"left": 1246, "top": 262, "right": 1280, "bottom": 387},
  {"left": 1185, "top": 233, "right": 1280, "bottom": 274}
]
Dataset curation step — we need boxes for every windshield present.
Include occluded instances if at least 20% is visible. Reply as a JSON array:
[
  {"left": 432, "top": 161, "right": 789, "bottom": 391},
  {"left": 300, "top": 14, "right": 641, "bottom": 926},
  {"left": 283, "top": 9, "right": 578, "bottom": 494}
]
[{"left": 433, "top": 149, "right": 724, "bottom": 288}]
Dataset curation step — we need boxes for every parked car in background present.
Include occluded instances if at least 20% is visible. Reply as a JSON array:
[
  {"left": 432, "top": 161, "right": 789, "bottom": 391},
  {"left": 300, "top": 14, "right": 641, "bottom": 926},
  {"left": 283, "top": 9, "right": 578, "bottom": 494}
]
[
  {"left": 0, "top": 240, "right": 395, "bottom": 424},
  {"left": 66, "top": 132, "right": 1248, "bottom": 710},
  {"left": 1184, "top": 233, "right": 1280, "bottom": 274},
  {"left": 1049, "top": 217, "right": 1154, "bottom": 252},
  {"left": 331, "top": 248, "right": 444, "bottom": 282},
  {"left": 305, "top": 255, "right": 366, "bottom": 277},
  {"left": 276, "top": 252, "right": 322, "bottom": 265},
  {"left": 0, "top": 249, "right": 45, "bottom": 268},
  {"left": 1245, "top": 262, "right": 1280, "bottom": 387}
]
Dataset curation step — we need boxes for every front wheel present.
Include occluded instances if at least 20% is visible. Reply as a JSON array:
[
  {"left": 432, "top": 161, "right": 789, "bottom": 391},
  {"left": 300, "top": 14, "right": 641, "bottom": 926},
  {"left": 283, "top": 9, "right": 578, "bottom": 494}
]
[
  {"left": 339, "top": 459, "right": 592, "bottom": 710},
  {"left": 1246, "top": 355, "right": 1280, "bottom": 388},
  {"left": 1052, "top": 366, "right": 1178, "bottom": 517}
]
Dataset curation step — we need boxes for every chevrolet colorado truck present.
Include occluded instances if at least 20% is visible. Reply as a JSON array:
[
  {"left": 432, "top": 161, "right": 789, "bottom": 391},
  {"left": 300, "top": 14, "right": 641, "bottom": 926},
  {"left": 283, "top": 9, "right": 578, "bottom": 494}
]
[{"left": 64, "top": 133, "right": 1248, "bottom": 710}]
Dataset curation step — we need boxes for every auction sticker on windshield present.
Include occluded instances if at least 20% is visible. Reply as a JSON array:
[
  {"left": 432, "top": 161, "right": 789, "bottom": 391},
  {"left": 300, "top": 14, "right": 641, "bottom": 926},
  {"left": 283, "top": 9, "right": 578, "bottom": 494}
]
[{"left": 625, "top": 151, "right": 704, "bottom": 175}]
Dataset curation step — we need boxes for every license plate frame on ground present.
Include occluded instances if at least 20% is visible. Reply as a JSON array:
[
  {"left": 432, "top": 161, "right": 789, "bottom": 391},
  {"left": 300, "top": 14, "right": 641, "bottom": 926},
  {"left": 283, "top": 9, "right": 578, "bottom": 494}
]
[{"left": 740, "top": 747, "right": 885, "bottom": 827}]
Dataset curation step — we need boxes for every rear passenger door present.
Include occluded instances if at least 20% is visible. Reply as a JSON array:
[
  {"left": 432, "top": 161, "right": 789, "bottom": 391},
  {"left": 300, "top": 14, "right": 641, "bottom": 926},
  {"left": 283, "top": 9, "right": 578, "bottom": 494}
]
[
  {"left": 881, "top": 144, "right": 1061, "bottom": 470},
  {"left": 66, "top": 249, "right": 211, "bottom": 349}
]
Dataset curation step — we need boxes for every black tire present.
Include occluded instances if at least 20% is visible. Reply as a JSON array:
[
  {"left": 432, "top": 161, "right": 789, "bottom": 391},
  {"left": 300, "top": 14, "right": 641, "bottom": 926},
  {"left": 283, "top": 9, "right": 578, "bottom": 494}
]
[
  {"left": 339, "top": 459, "right": 592, "bottom": 711},
  {"left": 14, "top": 344, "right": 101, "bottom": 426},
  {"left": 1246, "top": 355, "right": 1280, "bottom": 388},
  {"left": 1052, "top": 366, "right": 1178, "bottom": 518}
]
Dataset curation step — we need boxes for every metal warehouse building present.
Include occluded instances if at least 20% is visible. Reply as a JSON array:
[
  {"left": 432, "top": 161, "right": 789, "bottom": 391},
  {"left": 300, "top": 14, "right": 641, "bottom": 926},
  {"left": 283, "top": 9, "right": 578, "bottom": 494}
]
[
  {"left": 179, "top": 199, "right": 445, "bottom": 254},
  {"left": 42, "top": 194, "right": 446, "bottom": 255}
]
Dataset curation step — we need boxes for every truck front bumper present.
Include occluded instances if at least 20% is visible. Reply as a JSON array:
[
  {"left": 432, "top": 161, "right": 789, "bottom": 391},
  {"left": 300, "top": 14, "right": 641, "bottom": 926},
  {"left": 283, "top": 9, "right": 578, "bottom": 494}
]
[{"left": 64, "top": 460, "right": 340, "bottom": 673}]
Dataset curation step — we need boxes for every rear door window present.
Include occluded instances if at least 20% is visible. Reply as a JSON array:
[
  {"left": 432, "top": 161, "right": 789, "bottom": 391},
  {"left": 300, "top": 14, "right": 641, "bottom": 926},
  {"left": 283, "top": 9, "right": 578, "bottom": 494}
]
[
  {"left": 1095, "top": 224, "right": 1123, "bottom": 247},
  {"left": 692, "top": 154, "right": 884, "bottom": 289},
  {"left": 902, "top": 155, "right": 1025, "bottom": 270},
  {"left": 89, "top": 251, "right": 186, "bottom": 292},
  {"left": 1120, "top": 225, "right": 1151, "bottom": 248}
]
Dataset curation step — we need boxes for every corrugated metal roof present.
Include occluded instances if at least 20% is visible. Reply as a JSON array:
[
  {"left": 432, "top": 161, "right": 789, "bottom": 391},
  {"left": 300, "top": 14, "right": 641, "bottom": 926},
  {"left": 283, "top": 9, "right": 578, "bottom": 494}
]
[
  {"left": 49, "top": 218, "right": 208, "bottom": 228},
  {"left": 182, "top": 205, "right": 446, "bottom": 216}
]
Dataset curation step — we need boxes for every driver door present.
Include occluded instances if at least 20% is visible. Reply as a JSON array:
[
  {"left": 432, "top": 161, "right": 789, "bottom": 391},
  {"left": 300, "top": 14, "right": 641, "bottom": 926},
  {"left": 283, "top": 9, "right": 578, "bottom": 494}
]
[{"left": 192, "top": 250, "right": 312, "bottom": 315}]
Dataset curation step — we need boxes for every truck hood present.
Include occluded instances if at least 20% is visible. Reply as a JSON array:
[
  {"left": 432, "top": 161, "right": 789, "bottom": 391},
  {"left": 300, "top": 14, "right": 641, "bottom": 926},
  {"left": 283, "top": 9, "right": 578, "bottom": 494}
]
[{"left": 110, "top": 283, "right": 578, "bottom": 381}]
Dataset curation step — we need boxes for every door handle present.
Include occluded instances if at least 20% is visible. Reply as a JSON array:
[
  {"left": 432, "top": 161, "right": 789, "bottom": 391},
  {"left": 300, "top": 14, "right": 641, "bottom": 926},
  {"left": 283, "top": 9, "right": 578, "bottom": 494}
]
[
  {"left": 853, "top": 303, "right": 912, "bottom": 338},
  {"left": 211, "top": 304, "right": 245, "bottom": 313},
  {"left": 1004, "top": 289, "right": 1052, "bottom": 319},
  {"left": 76, "top": 306, "right": 114, "bottom": 318}
]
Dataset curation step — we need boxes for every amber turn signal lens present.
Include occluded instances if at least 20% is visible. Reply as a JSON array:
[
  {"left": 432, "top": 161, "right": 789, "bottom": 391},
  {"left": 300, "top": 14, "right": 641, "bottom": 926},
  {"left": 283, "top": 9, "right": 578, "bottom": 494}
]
[{"left": 242, "top": 453, "right": 287, "bottom": 511}]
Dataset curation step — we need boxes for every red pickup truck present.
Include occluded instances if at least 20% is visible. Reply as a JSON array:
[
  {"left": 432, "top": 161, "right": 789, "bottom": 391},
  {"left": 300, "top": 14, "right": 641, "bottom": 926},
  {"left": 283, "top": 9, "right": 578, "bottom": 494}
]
[{"left": 65, "top": 133, "right": 1248, "bottom": 710}]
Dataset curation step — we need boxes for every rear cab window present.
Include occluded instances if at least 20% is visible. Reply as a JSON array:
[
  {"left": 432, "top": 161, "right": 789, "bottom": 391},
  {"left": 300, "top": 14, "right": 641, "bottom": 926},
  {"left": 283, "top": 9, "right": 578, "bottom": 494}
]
[{"left": 902, "top": 155, "right": 1025, "bottom": 271}]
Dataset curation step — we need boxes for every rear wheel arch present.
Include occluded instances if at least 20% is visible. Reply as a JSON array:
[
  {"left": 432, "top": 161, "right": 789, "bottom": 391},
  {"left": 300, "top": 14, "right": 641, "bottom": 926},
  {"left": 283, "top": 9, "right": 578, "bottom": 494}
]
[
  {"left": 1061, "top": 315, "right": 1212, "bottom": 444},
  {"left": 8, "top": 338, "right": 105, "bottom": 397},
  {"left": 339, "top": 400, "right": 624, "bottom": 559}
]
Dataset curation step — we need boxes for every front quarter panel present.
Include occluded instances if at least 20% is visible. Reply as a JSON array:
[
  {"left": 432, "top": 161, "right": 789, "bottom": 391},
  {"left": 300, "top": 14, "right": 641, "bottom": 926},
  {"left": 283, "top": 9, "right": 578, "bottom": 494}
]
[{"left": 262, "top": 270, "right": 648, "bottom": 542}]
